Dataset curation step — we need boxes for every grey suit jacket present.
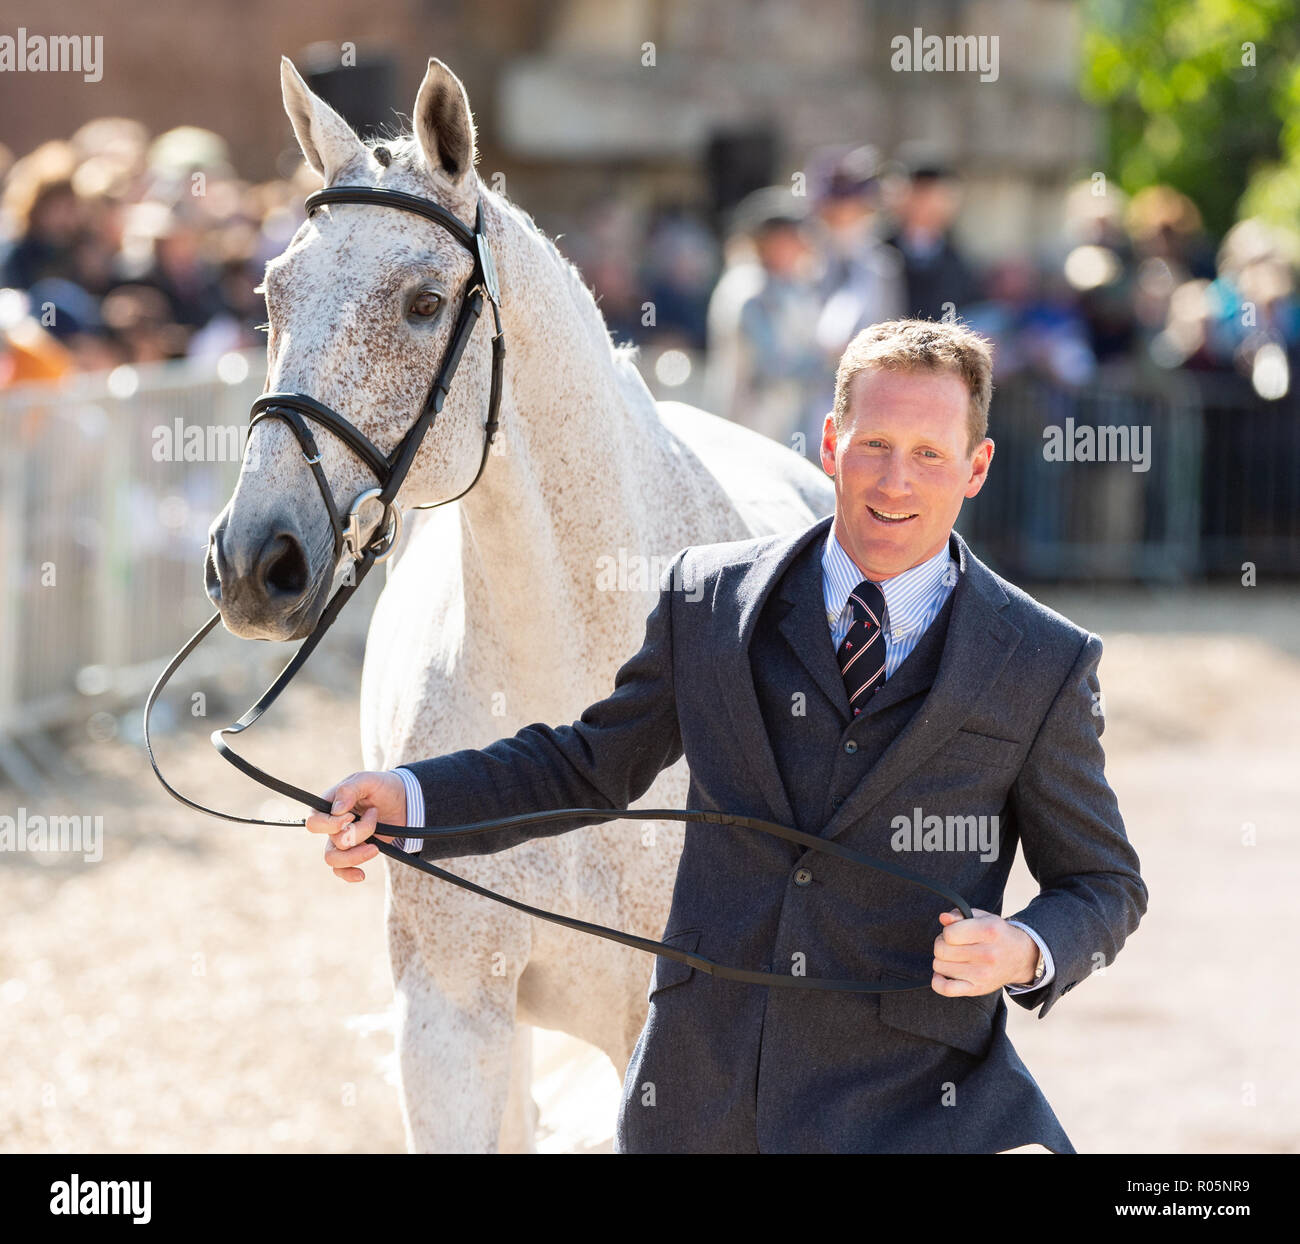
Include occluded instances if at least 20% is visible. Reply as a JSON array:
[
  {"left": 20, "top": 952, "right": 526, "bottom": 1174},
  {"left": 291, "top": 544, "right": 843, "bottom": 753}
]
[{"left": 403, "top": 514, "right": 1148, "bottom": 1153}]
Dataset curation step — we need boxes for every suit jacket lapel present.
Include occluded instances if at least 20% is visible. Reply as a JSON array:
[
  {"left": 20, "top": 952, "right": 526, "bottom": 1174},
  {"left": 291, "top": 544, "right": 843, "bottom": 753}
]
[
  {"left": 716, "top": 514, "right": 834, "bottom": 827},
  {"left": 818, "top": 530, "right": 1023, "bottom": 843},
  {"left": 775, "top": 531, "right": 850, "bottom": 718}
]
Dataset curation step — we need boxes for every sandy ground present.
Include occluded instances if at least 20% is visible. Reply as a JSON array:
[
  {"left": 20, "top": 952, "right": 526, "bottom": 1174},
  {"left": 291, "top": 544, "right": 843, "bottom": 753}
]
[{"left": 0, "top": 586, "right": 1295, "bottom": 1154}]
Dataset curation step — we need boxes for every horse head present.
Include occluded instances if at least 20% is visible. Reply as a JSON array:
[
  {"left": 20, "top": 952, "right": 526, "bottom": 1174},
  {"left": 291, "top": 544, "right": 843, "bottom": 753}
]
[{"left": 206, "top": 56, "right": 497, "bottom": 640}]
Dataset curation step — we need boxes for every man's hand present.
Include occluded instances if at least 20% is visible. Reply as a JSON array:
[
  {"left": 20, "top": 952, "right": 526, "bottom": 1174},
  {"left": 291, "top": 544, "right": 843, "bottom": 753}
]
[
  {"left": 305, "top": 770, "right": 407, "bottom": 883},
  {"left": 931, "top": 908, "right": 1039, "bottom": 996}
]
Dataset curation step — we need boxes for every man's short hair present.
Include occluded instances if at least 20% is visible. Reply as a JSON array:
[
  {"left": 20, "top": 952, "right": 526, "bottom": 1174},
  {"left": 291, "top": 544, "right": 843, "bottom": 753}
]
[{"left": 833, "top": 318, "right": 994, "bottom": 456}]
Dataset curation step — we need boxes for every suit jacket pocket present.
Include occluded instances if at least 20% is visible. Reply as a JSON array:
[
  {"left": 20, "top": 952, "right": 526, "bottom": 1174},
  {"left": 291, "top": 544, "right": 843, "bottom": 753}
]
[
  {"left": 647, "top": 927, "right": 702, "bottom": 1002},
  {"left": 877, "top": 969, "right": 998, "bottom": 1058},
  {"left": 941, "top": 728, "right": 1022, "bottom": 768}
]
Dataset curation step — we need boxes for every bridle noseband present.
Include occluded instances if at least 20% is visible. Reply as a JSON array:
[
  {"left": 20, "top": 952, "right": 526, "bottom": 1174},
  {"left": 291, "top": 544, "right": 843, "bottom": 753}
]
[{"left": 144, "top": 182, "right": 972, "bottom": 996}]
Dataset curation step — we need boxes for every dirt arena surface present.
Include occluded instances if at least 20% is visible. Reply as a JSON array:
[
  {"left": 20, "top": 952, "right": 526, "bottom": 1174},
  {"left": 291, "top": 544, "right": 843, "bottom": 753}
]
[{"left": 1, "top": 586, "right": 1294, "bottom": 1154}]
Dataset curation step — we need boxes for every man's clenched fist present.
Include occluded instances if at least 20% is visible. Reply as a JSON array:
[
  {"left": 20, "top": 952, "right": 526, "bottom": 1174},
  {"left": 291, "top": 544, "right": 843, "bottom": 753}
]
[
  {"left": 305, "top": 770, "right": 407, "bottom": 883},
  {"left": 931, "top": 908, "right": 1040, "bottom": 995}
]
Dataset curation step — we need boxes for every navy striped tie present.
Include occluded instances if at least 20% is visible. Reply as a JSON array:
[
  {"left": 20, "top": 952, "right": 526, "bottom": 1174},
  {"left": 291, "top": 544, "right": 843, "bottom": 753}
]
[{"left": 836, "top": 578, "right": 887, "bottom": 717}]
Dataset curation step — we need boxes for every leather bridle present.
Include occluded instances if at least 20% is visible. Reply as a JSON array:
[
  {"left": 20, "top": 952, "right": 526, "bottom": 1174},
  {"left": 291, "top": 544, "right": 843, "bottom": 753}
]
[
  {"left": 144, "top": 182, "right": 972, "bottom": 995},
  {"left": 249, "top": 185, "right": 505, "bottom": 568}
]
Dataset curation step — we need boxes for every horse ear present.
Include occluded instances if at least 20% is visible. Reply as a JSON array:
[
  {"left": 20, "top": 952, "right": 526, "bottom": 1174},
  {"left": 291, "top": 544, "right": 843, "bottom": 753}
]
[
  {"left": 280, "top": 56, "right": 366, "bottom": 184},
  {"left": 413, "top": 58, "right": 477, "bottom": 185}
]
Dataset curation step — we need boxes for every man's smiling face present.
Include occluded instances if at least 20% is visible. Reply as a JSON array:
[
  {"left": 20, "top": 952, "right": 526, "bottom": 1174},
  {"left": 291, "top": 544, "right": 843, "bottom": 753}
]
[{"left": 819, "top": 366, "right": 994, "bottom": 581}]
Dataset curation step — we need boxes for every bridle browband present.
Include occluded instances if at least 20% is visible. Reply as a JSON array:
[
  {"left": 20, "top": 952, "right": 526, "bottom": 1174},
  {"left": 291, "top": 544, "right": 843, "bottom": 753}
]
[{"left": 144, "top": 183, "right": 971, "bottom": 995}]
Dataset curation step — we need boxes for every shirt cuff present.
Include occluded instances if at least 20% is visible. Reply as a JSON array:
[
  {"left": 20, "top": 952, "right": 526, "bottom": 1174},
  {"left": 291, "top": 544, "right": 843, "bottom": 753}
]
[
  {"left": 393, "top": 766, "right": 425, "bottom": 854},
  {"left": 1004, "top": 920, "right": 1055, "bottom": 993}
]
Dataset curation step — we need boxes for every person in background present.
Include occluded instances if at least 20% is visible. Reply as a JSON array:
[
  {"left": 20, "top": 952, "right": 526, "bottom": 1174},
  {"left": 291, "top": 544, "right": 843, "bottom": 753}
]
[
  {"left": 641, "top": 204, "right": 719, "bottom": 352},
  {"left": 882, "top": 147, "right": 979, "bottom": 322},
  {"left": 705, "top": 185, "right": 827, "bottom": 453},
  {"left": 99, "top": 283, "right": 189, "bottom": 363},
  {"left": 1125, "top": 186, "right": 1216, "bottom": 335},
  {"left": 804, "top": 145, "right": 906, "bottom": 460},
  {"left": 24, "top": 277, "right": 124, "bottom": 373},
  {"left": 120, "top": 200, "right": 228, "bottom": 334},
  {"left": 1056, "top": 179, "right": 1139, "bottom": 377},
  {"left": 0, "top": 142, "right": 85, "bottom": 292},
  {"left": 808, "top": 144, "right": 905, "bottom": 354}
]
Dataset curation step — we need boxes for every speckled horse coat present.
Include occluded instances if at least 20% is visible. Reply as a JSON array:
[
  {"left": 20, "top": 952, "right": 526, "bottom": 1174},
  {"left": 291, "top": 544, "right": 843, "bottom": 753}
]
[{"left": 224, "top": 57, "right": 832, "bottom": 1151}]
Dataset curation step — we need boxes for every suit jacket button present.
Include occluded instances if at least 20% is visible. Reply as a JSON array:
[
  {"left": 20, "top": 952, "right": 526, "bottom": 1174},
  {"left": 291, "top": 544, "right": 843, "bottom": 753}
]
[
  {"left": 794, "top": 868, "right": 813, "bottom": 886},
  {"left": 831, "top": 796, "right": 844, "bottom": 808},
  {"left": 843, "top": 740, "right": 858, "bottom": 754}
]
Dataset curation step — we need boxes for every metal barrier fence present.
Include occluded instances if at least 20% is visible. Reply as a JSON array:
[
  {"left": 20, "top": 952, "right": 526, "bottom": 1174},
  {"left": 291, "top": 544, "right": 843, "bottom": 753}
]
[
  {"left": 2, "top": 357, "right": 1296, "bottom": 782},
  {"left": 956, "top": 373, "right": 1300, "bottom": 582},
  {"left": 0, "top": 350, "right": 382, "bottom": 786},
  {"left": 1192, "top": 371, "right": 1300, "bottom": 576}
]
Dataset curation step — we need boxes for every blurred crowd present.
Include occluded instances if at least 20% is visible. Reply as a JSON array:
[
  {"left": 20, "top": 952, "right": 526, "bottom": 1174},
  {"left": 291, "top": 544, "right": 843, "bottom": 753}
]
[
  {"left": 0, "top": 119, "right": 314, "bottom": 386},
  {"left": 3, "top": 121, "right": 1299, "bottom": 461},
  {"left": 583, "top": 143, "right": 1300, "bottom": 461}
]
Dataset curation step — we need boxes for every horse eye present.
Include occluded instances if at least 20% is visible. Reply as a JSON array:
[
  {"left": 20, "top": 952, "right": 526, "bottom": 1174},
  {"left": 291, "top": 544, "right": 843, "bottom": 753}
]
[{"left": 409, "top": 290, "right": 442, "bottom": 318}]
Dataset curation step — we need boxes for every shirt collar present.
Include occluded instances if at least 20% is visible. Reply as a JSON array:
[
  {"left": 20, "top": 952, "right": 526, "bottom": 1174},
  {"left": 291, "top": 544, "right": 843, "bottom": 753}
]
[{"left": 822, "top": 525, "right": 955, "bottom": 637}]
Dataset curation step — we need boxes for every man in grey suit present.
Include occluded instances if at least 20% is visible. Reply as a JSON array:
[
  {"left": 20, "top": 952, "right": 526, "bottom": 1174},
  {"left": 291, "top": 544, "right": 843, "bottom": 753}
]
[{"left": 310, "top": 318, "right": 1147, "bottom": 1154}]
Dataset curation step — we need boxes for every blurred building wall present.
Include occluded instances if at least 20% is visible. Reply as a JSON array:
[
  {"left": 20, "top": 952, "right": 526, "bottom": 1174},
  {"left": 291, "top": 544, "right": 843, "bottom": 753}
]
[
  {"left": 499, "top": 0, "right": 1094, "bottom": 260},
  {"left": 0, "top": 0, "right": 1095, "bottom": 257}
]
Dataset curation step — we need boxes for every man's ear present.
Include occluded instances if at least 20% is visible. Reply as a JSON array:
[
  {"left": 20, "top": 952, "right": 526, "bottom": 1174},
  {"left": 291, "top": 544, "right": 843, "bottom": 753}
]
[
  {"left": 965, "top": 438, "right": 995, "bottom": 498},
  {"left": 819, "top": 412, "right": 838, "bottom": 476},
  {"left": 412, "top": 58, "right": 478, "bottom": 185},
  {"left": 280, "top": 56, "right": 366, "bottom": 184}
]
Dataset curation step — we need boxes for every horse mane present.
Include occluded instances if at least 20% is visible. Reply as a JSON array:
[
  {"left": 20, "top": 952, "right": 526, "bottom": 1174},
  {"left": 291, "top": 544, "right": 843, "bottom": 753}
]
[{"left": 365, "top": 133, "right": 644, "bottom": 380}]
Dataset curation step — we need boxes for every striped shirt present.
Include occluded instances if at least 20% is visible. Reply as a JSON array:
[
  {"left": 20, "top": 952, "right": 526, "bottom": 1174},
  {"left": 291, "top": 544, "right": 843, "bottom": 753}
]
[{"left": 822, "top": 527, "right": 957, "bottom": 676}]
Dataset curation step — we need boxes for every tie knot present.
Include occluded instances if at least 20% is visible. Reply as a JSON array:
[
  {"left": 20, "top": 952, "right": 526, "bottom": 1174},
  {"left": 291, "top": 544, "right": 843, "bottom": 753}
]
[{"left": 846, "top": 578, "right": 886, "bottom": 630}]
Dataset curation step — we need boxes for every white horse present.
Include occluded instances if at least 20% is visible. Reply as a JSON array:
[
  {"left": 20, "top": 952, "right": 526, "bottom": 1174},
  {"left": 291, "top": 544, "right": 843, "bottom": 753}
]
[{"left": 206, "top": 55, "right": 832, "bottom": 1151}]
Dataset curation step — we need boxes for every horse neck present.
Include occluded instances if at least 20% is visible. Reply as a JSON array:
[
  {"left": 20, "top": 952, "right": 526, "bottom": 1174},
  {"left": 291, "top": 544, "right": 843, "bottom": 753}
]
[{"left": 455, "top": 193, "right": 670, "bottom": 654}]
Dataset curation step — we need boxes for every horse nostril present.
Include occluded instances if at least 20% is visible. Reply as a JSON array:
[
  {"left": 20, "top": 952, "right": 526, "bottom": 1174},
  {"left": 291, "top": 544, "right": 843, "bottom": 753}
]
[
  {"left": 255, "top": 532, "right": 309, "bottom": 601},
  {"left": 204, "top": 541, "right": 222, "bottom": 602}
]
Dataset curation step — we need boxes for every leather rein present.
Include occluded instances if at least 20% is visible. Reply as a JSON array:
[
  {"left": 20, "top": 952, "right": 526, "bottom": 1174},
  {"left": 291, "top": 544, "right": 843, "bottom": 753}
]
[{"left": 143, "top": 183, "right": 972, "bottom": 994}]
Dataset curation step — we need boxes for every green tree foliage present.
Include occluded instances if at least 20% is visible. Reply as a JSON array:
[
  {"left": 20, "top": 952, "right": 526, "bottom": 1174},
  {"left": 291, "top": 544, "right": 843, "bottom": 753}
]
[{"left": 1082, "top": 0, "right": 1298, "bottom": 235}]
